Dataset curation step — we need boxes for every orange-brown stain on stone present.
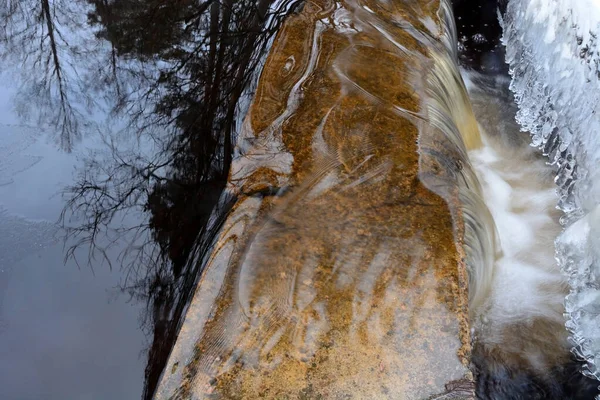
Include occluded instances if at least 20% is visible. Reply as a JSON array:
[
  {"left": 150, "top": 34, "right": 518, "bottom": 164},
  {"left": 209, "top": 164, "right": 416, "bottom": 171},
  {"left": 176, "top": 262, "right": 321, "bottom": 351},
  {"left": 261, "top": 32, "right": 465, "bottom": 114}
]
[{"left": 159, "top": 0, "right": 475, "bottom": 399}]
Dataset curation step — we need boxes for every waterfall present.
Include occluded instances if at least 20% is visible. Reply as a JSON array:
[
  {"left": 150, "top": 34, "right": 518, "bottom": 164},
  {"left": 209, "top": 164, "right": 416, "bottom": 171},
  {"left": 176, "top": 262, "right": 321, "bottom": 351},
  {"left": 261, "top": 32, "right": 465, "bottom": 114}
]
[{"left": 150, "top": 0, "right": 600, "bottom": 398}]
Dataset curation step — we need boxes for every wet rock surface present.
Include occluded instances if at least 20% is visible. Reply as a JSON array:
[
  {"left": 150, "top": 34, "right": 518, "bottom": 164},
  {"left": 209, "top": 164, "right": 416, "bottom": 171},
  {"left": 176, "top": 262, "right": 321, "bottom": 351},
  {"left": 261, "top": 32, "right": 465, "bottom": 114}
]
[{"left": 154, "top": 1, "right": 476, "bottom": 398}]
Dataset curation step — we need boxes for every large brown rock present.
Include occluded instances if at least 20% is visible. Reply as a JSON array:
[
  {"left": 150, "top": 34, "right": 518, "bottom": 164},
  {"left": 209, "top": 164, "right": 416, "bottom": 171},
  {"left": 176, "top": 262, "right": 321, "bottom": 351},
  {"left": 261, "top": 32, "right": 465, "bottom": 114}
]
[{"left": 154, "top": 0, "right": 482, "bottom": 398}]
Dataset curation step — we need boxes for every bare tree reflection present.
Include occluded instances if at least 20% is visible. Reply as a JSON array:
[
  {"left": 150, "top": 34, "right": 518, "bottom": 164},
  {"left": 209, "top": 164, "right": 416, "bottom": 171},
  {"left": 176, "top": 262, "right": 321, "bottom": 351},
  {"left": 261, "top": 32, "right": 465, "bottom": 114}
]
[
  {"left": 3, "top": 0, "right": 300, "bottom": 398},
  {"left": 1, "top": 0, "right": 84, "bottom": 149}
]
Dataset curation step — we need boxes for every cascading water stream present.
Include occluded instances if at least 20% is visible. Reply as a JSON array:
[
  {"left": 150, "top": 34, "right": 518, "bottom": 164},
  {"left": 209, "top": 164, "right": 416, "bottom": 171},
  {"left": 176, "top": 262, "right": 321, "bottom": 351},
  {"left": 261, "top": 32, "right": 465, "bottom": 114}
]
[
  {"left": 423, "top": 7, "right": 597, "bottom": 396},
  {"left": 150, "top": 0, "right": 600, "bottom": 398},
  {"left": 462, "top": 73, "right": 595, "bottom": 398}
]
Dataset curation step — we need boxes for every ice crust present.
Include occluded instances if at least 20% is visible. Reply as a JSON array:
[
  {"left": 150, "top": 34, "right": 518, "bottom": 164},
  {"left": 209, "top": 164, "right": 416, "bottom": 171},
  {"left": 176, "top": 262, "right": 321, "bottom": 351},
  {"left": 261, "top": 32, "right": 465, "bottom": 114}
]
[{"left": 503, "top": 0, "right": 600, "bottom": 384}]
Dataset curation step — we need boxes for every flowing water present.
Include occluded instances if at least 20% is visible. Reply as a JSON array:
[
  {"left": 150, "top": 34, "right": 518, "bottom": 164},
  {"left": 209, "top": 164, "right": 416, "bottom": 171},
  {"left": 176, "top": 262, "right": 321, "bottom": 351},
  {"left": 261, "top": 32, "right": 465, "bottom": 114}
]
[
  {"left": 153, "top": 0, "right": 484, "bottom": 398},
  {"left": 3, "top": 0, "right": 600, "bottom": 398},
  {"left": 150, "top": 0, "right": 528, "bottom": 398},
  {"left": 463, "top": 73, "right": 598, "bottom": 398},
  {"left": 152, "top": 0, "right": 600, "bottom": 398},
  {"left": 466, "top": 74, "right": 565, "bottom": 351}
]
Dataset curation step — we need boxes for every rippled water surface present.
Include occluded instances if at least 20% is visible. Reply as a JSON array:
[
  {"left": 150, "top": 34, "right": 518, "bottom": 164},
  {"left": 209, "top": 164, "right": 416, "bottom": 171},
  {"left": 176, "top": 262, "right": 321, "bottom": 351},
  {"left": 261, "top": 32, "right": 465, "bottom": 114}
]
[
  {"left": 4, "top": 0, "right": 598, "bottom": 399},
  {"left": 154, "top": 1, "right": 489, "bottom": 398}
]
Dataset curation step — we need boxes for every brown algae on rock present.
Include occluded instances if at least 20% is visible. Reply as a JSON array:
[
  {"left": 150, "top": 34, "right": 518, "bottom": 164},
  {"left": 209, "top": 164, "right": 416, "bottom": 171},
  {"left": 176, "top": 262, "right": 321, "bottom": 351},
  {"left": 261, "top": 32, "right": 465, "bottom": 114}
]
[{"left": 153, "top": 0, "right": 483, "bottom": 398}]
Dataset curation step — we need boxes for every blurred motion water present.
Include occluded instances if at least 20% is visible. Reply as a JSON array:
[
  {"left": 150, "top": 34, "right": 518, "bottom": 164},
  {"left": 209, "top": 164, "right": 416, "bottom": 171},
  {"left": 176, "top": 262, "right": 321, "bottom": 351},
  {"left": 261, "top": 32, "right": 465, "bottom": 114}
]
[{"left": 3, "top": 0, "right": 600, "bottom": 398}]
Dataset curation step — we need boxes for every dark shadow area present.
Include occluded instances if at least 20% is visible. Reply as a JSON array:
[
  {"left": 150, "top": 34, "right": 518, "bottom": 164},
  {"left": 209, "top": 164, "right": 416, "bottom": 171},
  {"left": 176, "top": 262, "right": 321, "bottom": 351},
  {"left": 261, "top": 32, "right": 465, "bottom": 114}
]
[
  {"left": 473, "top": 347, "right": 599, "bottom": 400},
  {"left": 451, "top": 0, "right": 508, "bottom": 74}
]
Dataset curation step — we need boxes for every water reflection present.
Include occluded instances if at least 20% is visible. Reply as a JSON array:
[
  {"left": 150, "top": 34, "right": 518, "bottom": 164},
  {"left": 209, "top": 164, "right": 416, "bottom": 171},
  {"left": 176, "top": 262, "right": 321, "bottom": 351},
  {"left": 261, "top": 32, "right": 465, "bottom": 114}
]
[
  {"left": 0, "top": 241, "right": 145, "bottom": 399},
  {"left": 0, "top": 0, "right": 503, "bottom": 398},
  {"left": 2, "top": 0, "right": 299, "bottom": 398},
  {"left": 0, "top": 120, "right": 147, "bottom": 399},
  {"left": 83, "top": 1, "right": 299, "bottom": 398}
]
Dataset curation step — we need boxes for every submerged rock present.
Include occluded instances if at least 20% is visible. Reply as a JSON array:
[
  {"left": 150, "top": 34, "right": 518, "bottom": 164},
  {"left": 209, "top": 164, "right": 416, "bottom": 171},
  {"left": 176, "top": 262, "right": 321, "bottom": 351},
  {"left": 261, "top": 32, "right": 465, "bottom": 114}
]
[{"left": 154, "top": 0, "right": 486, "bottom": 398}]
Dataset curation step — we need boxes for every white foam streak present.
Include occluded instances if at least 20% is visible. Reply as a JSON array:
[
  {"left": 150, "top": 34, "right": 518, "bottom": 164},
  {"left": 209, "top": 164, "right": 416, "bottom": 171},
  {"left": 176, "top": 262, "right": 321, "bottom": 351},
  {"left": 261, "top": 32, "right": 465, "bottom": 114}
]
[{"left": 464, "top": 75, "right": 567, "bottom": 365}]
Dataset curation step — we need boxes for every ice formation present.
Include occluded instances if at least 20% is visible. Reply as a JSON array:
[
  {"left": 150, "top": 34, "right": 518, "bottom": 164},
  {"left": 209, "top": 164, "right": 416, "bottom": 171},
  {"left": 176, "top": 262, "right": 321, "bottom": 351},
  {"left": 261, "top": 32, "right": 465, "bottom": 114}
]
[{"left": 503, "top": 0, "right": 600, "bottom": 383}]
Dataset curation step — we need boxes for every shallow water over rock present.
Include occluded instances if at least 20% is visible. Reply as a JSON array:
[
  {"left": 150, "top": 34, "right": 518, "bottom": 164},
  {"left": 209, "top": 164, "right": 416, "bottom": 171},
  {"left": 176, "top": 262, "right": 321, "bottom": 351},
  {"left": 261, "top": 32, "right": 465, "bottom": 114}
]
[{"left": 153, "top": 1, "right": 490, "bottom": 398}]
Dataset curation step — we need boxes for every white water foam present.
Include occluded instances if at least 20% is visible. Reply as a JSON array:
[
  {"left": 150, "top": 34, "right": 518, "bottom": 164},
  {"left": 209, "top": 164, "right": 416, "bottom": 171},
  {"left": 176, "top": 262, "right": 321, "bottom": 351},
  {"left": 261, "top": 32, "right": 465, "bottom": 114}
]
[{"left": 464, "top": 74, "right": 569, "bottom": 371}]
